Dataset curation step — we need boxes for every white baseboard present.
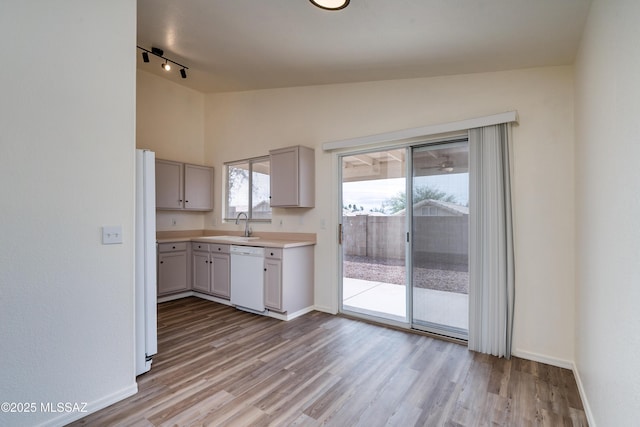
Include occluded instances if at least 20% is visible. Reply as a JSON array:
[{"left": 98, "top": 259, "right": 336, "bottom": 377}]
[
  {"left": 511, "top": 348, "right": 573, "bottom": 369},
  {"left": 38, "top": 382, "right": 138, "bottom": 427},
  {"left": 193, "top": 292, "right": 233, "bottom": 306},
  {"left": 572, "top": 362, "right": 597, "bottom": 427},
  {"left": 157, "top": 291, "right": 193, "bottom": 303},
  {"left": 267, "top": 306, "right": 315, "bottom": 321},
  {"left": 512, "top": 350, "right": 595, "bottom": 425},
  {"left": 192, "top": 293, "right": 314, "bottom": 321},
  {"left": 313, "top": 305, "right": 337, "bottom": 315}
]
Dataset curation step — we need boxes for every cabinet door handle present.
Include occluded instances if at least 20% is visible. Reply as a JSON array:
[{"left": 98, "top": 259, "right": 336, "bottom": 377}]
[
  {"left": 160, "top": 261, "right": 164, "bottom": 264},
  {"left": 172, "top": 246, "right": 176, "bottom": 249},
  {"left": 264, "top": 268, "right": 267, "bottom": 271},
  {"left": 185, "top": 200, "right": 189, "bottom": 203}
]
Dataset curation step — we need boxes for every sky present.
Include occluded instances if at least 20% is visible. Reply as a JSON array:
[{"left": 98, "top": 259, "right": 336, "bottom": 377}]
[
  {"left": 229, "top": 167, "right": 469, "bottom": 214},
  {"left": 343, "top": 173, "right": 469, "bottom": 212}
]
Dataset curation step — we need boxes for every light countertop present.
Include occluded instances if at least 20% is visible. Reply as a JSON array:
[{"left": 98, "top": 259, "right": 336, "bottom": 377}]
[{"left": 156, "top": 231, "right": 316, "bottom": 249}]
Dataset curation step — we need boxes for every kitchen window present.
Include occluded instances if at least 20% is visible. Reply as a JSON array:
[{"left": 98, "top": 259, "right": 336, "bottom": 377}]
[{"left": 224, "top": 156, "right": 271, "bottom": 221}]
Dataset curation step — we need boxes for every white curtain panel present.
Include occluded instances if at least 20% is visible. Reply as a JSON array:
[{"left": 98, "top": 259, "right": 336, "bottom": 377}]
[{"left": 468, "top": 124, "right": 515, "bottom": 358}]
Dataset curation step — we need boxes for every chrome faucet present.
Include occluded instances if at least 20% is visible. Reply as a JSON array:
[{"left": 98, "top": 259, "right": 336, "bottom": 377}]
[{"left": 235, "top": 212, "right": 251, "bottom": 237}]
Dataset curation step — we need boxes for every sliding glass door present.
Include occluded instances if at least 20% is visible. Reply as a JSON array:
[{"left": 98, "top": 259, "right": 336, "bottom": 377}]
[
  {"left": 339, "top": 141, "right": 469, "bottom": 339},
  {"left": 410, "top": 142, "right": 469, "bottom": 339},
  {"left": 340, "top": 148, "right": 408, "bottom": 323}
]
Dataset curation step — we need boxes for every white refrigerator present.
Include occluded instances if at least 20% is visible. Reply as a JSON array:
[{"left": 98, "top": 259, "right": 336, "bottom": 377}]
[{"left": 135, "top": 149, "right": 157, "bottom": 375}]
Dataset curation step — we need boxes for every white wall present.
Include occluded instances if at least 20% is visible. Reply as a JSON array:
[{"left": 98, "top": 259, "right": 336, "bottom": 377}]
[
  {"left": 204, "top": 67, "right": 576, "bottom": 366},
  {"left": 574, "top": 0, "right": 640, "bottom": 424},
  {"left": 0, "top": 1, "right": 137, "bottom": 426},
  {"left": 136, "top": 70, "right": 206, "bottom": 231}
]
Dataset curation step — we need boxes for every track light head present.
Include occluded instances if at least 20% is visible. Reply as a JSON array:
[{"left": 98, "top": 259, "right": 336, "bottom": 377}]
[
  {"left": 180, "top": 68, "right": 187, "bottom": 79},
  {"left": 161, "top": 61, "right": 171, "bottom": 71},
  {"left": 151, "top": 47, "right": 164, "bottom": 57},
  {"left": 142, "top": 51, "right": 149, "bottom": 63}
]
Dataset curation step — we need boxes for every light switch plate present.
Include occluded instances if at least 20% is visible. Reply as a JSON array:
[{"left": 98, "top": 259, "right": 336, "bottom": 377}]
[{"left": 102, "top": 225, "right": 123, "bottom": 245}]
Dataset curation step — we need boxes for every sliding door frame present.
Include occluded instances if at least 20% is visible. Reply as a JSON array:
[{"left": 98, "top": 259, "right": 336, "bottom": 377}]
[
  {"left": 409, "top": 139, "right": 470, "bottom": 341},
  {"left": 337, "top": 145, "right": 411, "bottom": 329},
  {"left": 336, "top": 133, "right": 469, "bottom": 337}
]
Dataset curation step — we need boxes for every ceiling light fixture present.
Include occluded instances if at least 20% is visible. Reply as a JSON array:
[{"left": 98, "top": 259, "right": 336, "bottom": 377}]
[
  {"left": 309, "top": 0, "right": 350, "bottom": 11},
  {"left": 136, "top": 45, "right": 189, "bottom": 79},
  {"left": 439, "top": 160, "right": 454, "bottom": 173}
]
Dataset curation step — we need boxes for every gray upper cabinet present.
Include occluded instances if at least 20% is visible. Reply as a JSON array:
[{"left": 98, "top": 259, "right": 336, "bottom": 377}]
[
  {"left": 155, "top": 159, "right": 184, "bottom": 210},
  {"left": 156, "top": 159, "right": 213, "bottom": 211},
  {"left": 269, "top": 145, "right": 315, "bottom": 208},
  {"left": 184, "top": 164, "right": 214, "bottom": 210}
]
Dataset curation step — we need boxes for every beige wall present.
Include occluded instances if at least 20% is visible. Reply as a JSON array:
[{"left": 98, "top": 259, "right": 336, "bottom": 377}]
[
  {"left": 204, "top": 66, "right": 576, "bottom": 366},
  {"left": 136, "top": 70, "right": 207, "bottom": 231},
  {"left": 574, "top": 0, "right": 640, "bottom": 424},
  {"left": 0, "top": 1, "right": 137, "bottom": 425}
]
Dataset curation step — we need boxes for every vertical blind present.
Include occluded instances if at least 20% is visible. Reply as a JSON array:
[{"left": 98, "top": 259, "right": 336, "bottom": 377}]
[{"left": 468, "top": 123, "right": 515, "bottom": 358}]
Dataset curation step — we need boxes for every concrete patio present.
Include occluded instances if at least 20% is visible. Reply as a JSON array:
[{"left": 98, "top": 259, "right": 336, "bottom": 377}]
[{"left": 343, "top": 277, "right": 468, "bottom": 330}]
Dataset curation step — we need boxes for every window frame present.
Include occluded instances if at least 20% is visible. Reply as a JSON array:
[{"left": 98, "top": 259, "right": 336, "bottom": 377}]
[{"left": 224, "top": 155, "right": 272, "bottom": 222}]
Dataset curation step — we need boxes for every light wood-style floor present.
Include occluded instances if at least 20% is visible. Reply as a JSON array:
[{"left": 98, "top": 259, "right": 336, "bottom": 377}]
[{"left": 71, "top": 297, "right": 587, "bottom": 426}]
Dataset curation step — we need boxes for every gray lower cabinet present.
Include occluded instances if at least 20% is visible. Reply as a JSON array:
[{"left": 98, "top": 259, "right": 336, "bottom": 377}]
[
  {"left": 211, "top": 251, "right": 230, "bottom": 298},
  {"left": 158, "top": 240, "right": 312, "bottom": 312},
  {"left": 264, "top": 246, "right": 314, "bottom": 314},
  {"left": 157, "top": 242, "right": 189, "bottom": 296},
  {"left": 191, "top": 243, "right": 210, "bottom": 293},
  {"left": 191, "top": 242, "right": 230, "bottom": 299},
  {"left": 264, "top": 253, "right": 283, "bottom": 311}
]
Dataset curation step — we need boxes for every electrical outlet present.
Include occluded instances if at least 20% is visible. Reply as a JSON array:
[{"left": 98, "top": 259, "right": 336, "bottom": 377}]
[{"left": 102, "top": 226, "right": 123, "bottom": 245}]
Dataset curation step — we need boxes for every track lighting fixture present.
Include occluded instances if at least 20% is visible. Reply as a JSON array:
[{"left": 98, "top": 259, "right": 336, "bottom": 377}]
[{"left": 136, "top": 45, "right": 189, "bottom": 79}]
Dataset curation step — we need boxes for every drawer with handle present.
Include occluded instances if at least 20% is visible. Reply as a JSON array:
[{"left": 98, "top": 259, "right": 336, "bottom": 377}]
[
  {"left": 211, "top": 244, "right": 230, "bottom": 254},
  {"left": 265, "top": 248, "right": 282, "bottom": 259},
  {"left": 192, "top": 242, "right": 209, "bottom": 252},
  {"left": 158, "top": 242, "right": 187, "bottom": 252}
]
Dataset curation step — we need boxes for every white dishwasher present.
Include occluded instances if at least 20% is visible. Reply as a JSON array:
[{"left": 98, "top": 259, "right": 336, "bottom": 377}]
[{"left": 230, "top": 245, "right": 266, "bottom": 313}]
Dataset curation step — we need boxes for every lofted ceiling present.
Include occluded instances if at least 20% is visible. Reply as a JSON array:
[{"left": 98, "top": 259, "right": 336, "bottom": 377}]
[{"left": 137, "top": 0, "right": 592, "bottom": 93}]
